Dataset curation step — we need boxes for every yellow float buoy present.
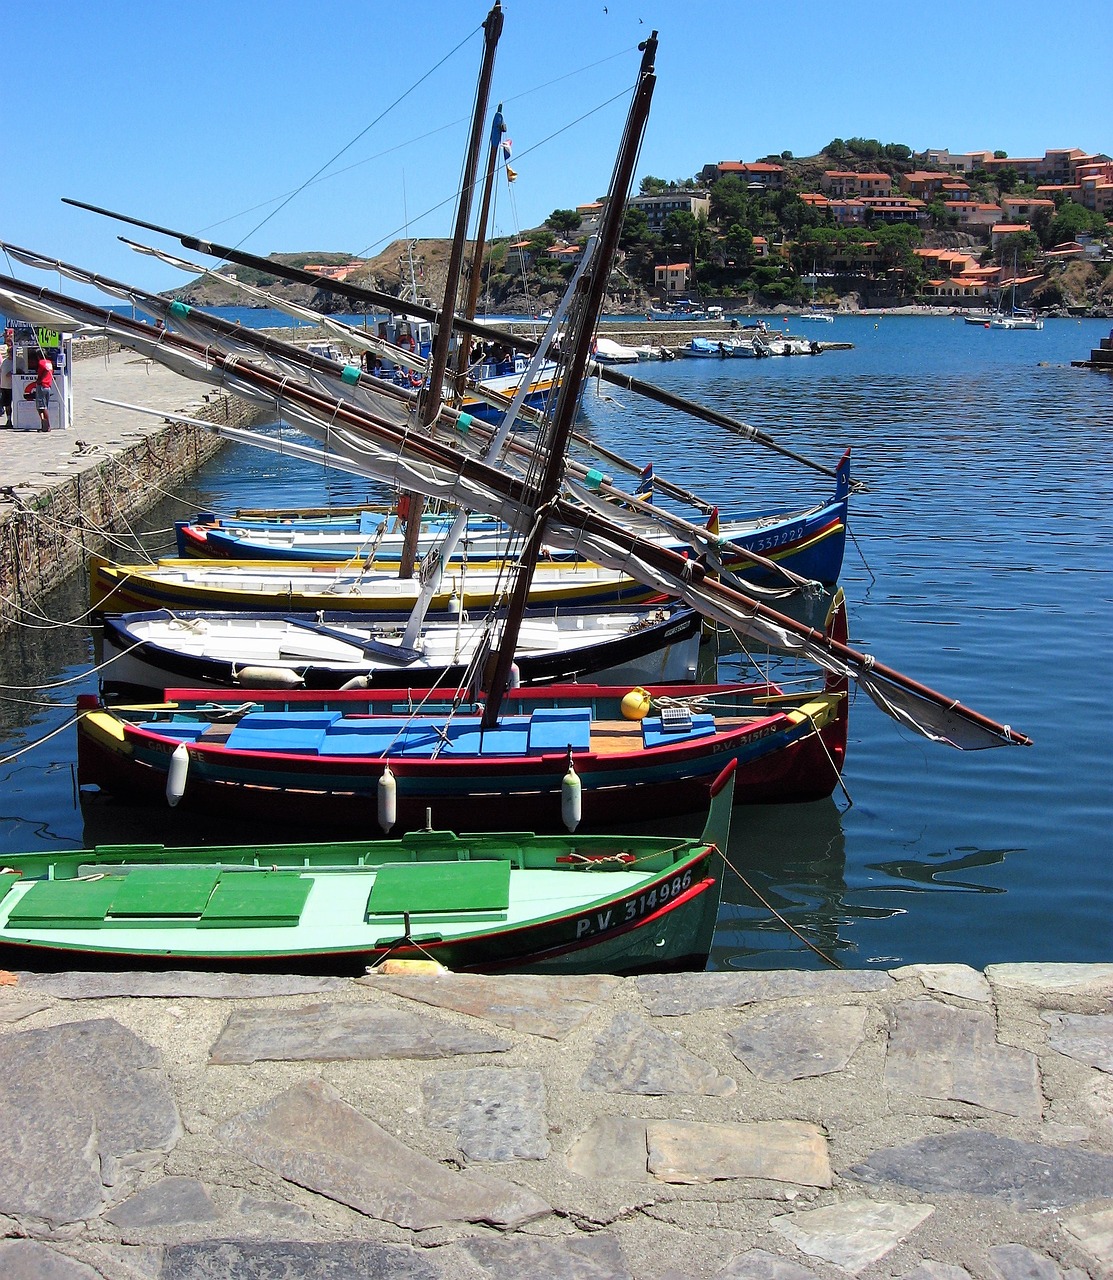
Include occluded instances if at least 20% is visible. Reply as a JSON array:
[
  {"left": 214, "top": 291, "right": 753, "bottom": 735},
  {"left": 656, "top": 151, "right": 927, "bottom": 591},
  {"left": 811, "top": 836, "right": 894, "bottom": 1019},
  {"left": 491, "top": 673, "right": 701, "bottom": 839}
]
[{"left": 621, "top": 687, "right": 652, "bottom": 720}]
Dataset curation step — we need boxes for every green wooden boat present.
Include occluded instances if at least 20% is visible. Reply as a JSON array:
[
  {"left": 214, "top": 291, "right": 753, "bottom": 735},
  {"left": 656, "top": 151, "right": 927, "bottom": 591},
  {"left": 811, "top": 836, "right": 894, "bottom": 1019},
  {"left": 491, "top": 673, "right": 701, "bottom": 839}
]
[{"left": 0, "top": 764, "right": 734, "bottom": 976}]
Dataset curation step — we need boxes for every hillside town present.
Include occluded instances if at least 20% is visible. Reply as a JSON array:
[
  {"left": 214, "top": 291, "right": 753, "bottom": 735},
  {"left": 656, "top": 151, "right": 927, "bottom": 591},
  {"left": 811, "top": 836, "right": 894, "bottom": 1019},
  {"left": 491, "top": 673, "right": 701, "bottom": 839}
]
[
  {"left": 172, "top": 142, "right": 1113, "bottom": 317},
  {"left": 506, "top": 141, "right": 1113, "bottom": 314}
]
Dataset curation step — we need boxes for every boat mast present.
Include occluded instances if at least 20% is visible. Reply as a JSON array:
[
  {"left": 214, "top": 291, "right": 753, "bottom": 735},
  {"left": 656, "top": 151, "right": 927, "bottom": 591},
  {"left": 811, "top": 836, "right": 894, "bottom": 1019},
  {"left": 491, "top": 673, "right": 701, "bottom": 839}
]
[
  {"left": 397, "top": 0, "right": 504, "bottom": 579},
  {"left": 454, "top": 104, "right": 506, "bottom": 388},
  {"left": 481, "top": 31, "right": 659, "bottom": 728}
]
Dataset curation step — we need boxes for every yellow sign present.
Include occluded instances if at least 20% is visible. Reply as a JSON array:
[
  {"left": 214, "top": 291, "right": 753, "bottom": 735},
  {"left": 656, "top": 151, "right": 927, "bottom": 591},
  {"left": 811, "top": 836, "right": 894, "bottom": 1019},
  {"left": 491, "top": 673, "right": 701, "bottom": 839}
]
[{"left": 36, "top": 328, "right": 61, "bottom": 349}]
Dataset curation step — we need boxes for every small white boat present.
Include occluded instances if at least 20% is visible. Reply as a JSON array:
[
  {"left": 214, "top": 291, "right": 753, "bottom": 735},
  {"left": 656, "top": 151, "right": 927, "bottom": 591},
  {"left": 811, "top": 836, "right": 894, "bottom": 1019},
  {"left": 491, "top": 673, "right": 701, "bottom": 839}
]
[
  {"left": 799, "top": 309, "right": 834, "bottom": 324},
  {"left": 98, "top": 604, "right": 702, "bottom": 695},
  {"left": 754, "top": 334, "right": 819, "bottom": 357},
  {"left": 989, "top": 313, "right": 1044, "bottom": 331},
  {"left": 591, "top": 336, "right": 642, "bottom": 364}
]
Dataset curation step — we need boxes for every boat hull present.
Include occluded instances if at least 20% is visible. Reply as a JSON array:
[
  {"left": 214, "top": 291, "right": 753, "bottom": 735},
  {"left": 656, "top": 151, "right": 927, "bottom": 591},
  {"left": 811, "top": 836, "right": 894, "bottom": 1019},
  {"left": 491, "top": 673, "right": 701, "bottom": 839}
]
[
  {"left": 171, "top": 456, "right": 852, "bottom": 590},
  {"left": 88, "top": 556, "right": 660, "bottom": 616},
  {"left": 98, "top": 606, "right": 702, "bottom": 696},
  {"left": 0, "top": 834, "right": 725, "bottom": 976},
  {"left": 76, "top": 679, "right": 847, "bottom": 835}
]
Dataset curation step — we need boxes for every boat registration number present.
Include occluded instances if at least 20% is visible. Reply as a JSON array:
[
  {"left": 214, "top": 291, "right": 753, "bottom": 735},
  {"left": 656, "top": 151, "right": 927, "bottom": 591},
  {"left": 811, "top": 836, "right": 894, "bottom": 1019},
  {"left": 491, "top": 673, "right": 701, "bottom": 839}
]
[
  {"left": 749, "top": 522, "right": 805, "bottom": 553},
  {"left": 574, "top": 869, "right": 694, "bottom": 940}
]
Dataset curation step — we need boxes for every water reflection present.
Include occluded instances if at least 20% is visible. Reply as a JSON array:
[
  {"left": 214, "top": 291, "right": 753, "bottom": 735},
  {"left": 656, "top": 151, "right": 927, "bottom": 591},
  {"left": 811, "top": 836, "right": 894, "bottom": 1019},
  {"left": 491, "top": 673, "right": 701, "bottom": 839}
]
[
  {"left": 713, "top": 797, "right": 849, "bottom": 971},
  {"left": 867, "top": 845, "right": 1012, "bottom": 894}
]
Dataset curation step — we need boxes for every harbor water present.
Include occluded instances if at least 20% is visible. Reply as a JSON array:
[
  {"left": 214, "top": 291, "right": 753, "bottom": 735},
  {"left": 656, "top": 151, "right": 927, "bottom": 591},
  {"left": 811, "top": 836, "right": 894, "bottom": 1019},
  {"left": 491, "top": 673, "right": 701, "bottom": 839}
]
[{"left": 1, "top": 313, "right": 1110, "bottom": 970}]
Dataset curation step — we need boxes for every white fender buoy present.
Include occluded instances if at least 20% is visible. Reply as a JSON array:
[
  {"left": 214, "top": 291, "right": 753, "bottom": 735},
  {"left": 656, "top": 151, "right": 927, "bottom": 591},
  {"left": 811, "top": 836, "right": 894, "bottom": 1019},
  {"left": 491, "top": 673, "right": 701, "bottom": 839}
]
[
  {"left": 166, "top": 742, "right": 189, "bottom": 807},
  {"left": 340, "top": 674, "right": 371, "bottom": 690},
  {"left": 561, "top": 759, "right": 582, "bottom": 832},
  {"left": 378, "top": 765, "right": 397, "bottom": 833},
  {"left": 233, "top": 665, "right": 304, "bottom": 689},
  {"left": 508, "top": 662, "right": 521, "bottom": 690}
]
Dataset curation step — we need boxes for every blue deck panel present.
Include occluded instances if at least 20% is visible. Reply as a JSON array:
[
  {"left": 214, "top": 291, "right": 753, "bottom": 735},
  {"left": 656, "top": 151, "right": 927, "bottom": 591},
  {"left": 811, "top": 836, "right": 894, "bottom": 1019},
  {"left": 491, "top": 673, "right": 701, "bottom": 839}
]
[
  {"left": 149, "top": 721, "right": 210, "bottom": 742},
  {"left": 527, "top": 706, "right": 592, "bottom": 755},
  {"left": 641, "top": 713, "right": 716, "bottom": 750},
  {"left": 224, "top": 727, "right": 328, "bottom": 754}
]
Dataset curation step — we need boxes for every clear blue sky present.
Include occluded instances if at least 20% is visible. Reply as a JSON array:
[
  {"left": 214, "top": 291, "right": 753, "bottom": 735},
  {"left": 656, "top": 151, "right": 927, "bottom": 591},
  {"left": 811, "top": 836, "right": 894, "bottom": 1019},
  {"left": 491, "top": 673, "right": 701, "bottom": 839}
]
[{"left": 4, "top": 0, "right": 1110, "bottom": 299}]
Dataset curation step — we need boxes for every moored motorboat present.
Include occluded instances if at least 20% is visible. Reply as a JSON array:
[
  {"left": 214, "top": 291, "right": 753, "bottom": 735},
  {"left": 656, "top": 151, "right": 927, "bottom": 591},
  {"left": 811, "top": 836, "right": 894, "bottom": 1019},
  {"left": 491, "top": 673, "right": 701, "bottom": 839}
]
[
  {"left": 0, "top": 762, "right": 735, "bottom": 975},
  {"left": 590, "top": 336, "right": 642, "bottom": 364}
]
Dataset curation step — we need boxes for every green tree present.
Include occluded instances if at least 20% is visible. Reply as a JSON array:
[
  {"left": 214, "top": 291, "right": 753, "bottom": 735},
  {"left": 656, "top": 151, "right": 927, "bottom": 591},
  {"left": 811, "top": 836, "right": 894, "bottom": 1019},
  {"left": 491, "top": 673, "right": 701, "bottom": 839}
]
[
  {"left": 927, "top": 199, "right": 958, "bottom": 230},
  {"left": 722, "top": 222, "right": 754, "bottom": 265},
  {"left": 638, "top": 176, "right": 670, "bottom": 196},
  {"left": 994, "top": 150, "right": 1008, "bottom": 159},
  {"left": 708, "top": 174, "right": 750, "bottom": 227},
  {"left": 1045, "top": 201, "right": 1108, "bottom": 246},
  {"left": 619, "top": 206, "right": 651, "bottom": 249},
  {"left": 662, "top": 209, "right": 699, "bottom": 248},
  {"left": 525, "top": 227, "right": 555, "bottom": 255},
  {"left": 994, "top": 230, "right": 1041, "bottom": 269},
  {"left": 546, "top": 208, "right": 581, "bottom": 236}
]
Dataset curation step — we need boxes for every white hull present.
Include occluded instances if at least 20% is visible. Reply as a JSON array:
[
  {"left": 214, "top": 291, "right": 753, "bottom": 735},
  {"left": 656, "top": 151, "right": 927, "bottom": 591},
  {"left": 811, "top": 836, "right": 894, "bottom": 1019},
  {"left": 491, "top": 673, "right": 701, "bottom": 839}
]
[{"left": 100, "top": 607, "right": 700, "bottom": 691}]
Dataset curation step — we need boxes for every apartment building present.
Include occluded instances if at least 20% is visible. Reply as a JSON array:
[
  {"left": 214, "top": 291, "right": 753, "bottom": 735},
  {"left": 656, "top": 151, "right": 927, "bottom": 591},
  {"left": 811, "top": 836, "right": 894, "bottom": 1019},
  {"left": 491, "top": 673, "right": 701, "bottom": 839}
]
[
  {"left": 626, "top": 191, "right": 710, "bottom": 229},
  {"left": 820, "top": 171, "right": 892, "bottom": 198}
]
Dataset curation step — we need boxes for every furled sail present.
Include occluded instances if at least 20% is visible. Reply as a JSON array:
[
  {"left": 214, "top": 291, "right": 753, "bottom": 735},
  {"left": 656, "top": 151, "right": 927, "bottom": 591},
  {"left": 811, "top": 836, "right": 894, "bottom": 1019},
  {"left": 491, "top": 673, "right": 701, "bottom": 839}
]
[{"left": 0, "top": 273, "right": 1029, "bottom": 749}]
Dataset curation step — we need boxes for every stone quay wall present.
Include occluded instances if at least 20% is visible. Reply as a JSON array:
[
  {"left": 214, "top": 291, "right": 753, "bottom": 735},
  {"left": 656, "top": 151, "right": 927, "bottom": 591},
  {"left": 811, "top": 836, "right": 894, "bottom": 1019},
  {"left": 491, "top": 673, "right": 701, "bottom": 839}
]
[{"left": 0, "top": 344, "right": 268, "bottom": 631}]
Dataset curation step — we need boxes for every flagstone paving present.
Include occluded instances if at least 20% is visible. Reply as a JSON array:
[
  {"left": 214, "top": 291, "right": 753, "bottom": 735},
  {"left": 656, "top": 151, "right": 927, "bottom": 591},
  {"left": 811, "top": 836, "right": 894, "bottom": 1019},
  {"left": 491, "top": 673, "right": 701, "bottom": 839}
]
[{"left": 0, "top": 963, "right": 1110, "bottom": 1278}]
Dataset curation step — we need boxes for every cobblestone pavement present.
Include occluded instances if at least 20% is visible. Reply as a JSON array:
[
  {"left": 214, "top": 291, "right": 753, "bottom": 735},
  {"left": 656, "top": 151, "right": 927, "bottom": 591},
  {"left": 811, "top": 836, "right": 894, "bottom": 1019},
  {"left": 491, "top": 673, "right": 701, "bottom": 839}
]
[{"left": 0, "top": 963, "right": 1110, "bottom": 1279}]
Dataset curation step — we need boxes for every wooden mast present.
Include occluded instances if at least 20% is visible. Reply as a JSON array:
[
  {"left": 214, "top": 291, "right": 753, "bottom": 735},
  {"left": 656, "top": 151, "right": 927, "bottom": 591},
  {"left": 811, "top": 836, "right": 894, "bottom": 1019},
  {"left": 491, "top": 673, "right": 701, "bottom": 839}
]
[
  {"left": 397, "top": 1, "right": 504, "bottom": 579},
  {"left": 481, "top": 32, "right": 659, "bottom": 728},
  {"left": 453, "top": 104, "right": 505, "bottom": 389}
]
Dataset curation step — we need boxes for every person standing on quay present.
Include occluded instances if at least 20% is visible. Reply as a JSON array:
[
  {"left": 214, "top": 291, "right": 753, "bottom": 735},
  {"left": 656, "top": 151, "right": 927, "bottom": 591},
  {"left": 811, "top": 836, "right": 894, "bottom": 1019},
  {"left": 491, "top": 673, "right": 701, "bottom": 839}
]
[
  {"left": 0, "top": 338, "right": 13, "bottom": 428},
  {"left": 28, "top": 351, "right": 53, "bottom": 432}
]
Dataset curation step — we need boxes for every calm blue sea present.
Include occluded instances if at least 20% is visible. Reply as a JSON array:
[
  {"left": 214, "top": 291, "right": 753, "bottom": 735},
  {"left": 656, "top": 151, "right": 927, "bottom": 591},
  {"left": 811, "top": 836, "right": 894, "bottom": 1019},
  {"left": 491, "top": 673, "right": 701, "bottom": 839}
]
[{"left": 2, "top": 313, "right": 1110, "bottom": 970}]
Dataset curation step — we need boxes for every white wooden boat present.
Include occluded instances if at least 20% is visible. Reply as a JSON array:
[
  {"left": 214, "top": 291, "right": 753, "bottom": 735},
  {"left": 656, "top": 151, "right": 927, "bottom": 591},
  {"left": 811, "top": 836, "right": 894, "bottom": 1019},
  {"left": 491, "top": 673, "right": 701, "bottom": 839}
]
[{"left": 99, "top": 604, "right": 702, "bottom": 695}]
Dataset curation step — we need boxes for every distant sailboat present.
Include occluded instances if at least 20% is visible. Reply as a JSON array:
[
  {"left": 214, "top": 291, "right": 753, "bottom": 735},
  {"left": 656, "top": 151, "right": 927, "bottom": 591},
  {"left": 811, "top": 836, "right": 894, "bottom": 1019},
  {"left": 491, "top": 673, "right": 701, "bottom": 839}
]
[{"left": 800, "top": 261, "right": 834, "bottom": 323}]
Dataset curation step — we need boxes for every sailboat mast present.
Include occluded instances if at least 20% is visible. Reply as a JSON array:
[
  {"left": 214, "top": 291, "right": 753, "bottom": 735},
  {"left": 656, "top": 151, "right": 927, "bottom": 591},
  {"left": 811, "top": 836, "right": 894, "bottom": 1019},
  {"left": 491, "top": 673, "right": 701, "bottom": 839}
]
[
  {"left": 397, "top": 0, "right": 504, "bottom": 577},
  {"left": 481, "top": 32, "right": 659, "bottom": 727},
  {"left": 454, "top": 105, "right": 505, "bottom": 385}
]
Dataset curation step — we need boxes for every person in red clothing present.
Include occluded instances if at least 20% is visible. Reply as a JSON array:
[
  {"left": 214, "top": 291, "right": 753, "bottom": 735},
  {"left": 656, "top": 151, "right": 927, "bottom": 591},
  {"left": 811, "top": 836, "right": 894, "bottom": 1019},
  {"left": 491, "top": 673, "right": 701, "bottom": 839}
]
[{"left": 28, "top": 351, "right": 54, "bottom": 431}]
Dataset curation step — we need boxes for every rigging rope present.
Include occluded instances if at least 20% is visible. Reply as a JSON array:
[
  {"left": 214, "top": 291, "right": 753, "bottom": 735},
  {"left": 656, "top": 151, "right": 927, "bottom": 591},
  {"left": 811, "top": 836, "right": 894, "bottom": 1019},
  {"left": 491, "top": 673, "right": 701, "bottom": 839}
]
[{"left": 219, "top": 22, "right": 483, "bottom": 261}]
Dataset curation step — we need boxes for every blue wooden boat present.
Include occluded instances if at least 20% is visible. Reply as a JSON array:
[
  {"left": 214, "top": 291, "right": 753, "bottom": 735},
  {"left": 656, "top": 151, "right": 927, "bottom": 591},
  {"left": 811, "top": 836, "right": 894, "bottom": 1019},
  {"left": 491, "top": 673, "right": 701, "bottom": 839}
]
[
  {"left": 173, "top": 452, "right": 851, "bottom": 589},
  {"left": 76, "top": 593, "right": 848, "bottom": 836}
]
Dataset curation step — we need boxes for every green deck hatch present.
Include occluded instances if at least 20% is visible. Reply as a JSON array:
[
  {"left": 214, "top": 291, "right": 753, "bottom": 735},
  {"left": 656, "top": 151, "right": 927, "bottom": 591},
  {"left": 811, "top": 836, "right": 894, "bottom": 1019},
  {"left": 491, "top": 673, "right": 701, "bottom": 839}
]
[
  {"left": 7, "top": 877, "right": 123, "bottom": 929},
  {"left": 368, "top": 860, "right": 511, "bottom": 916},
  {"left": 197, "top": 872, "right": 311, "bottom": 928},
  {"left": 108, "top": 867, "right": 221, "bottom": 917}
]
